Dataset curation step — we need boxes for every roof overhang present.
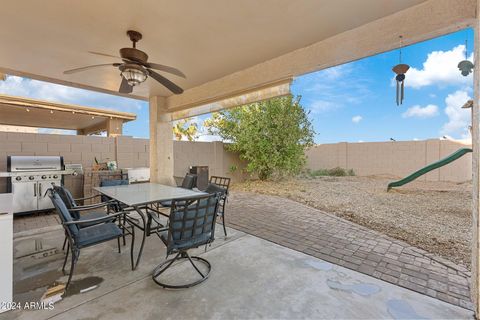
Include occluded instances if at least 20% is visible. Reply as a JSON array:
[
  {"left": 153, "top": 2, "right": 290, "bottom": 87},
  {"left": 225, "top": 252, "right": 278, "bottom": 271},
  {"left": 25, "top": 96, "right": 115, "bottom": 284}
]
[
  {"left": 0, "top": 0, "right": 475, "bottom": 112},
  {"left": 0, "top": 94, "right": 136, "bottom": 131}
]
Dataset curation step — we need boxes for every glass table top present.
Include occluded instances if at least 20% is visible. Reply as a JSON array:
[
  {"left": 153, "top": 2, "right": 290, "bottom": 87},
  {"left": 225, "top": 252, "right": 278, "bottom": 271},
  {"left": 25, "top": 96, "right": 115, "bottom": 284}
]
[{"left": 94, "top": 183, "right": 206, "bottom": 206}]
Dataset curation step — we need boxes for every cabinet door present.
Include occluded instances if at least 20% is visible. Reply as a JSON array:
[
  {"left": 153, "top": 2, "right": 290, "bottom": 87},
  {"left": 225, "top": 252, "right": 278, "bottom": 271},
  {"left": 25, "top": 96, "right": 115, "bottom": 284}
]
[
  {"left": 11, "top": 183, "right": 37, "bottom": 213},
  {"left": 37, "top": 181, "right": 54, "bottom": 210}
]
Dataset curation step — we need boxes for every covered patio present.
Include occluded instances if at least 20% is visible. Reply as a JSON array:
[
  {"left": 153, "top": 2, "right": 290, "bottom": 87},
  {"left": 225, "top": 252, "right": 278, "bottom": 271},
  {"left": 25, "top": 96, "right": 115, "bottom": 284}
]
[
  {"left": 6, "top": 224, "right": 471, "bottom": 319},
  {"left": 1, "top": 0, "right": 480, "bottom": 318}
]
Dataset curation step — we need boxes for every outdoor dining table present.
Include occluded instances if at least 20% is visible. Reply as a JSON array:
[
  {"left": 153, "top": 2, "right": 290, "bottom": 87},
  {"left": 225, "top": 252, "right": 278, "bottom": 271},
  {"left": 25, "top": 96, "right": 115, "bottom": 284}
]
[{"left": 93, "top": 182, "right": 206, "bottom": 269}]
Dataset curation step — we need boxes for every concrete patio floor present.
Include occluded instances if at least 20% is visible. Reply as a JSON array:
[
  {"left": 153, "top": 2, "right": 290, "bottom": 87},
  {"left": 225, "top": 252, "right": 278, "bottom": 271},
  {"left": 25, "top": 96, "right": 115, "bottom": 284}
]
[{"left": 1, "top": 222, "right": 473, "bottom": 320}]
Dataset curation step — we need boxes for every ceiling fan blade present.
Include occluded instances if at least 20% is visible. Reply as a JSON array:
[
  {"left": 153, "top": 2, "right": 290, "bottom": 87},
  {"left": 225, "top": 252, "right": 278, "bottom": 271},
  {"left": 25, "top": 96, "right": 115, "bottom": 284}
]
[
  {"left": 119, "top": 77, "right": 133, "bottom": 94},
  {"left": 148, "top": 70, "right": 183, "bottom": 94},
  {"left": 64, "top": 63, "right": 120, "bottom": 74},
  {"left": 88, "top": 51, "right": 122, "bottom": 59},
  {"left": 145, "top": 62, "right": 186, "bottom": 78}
]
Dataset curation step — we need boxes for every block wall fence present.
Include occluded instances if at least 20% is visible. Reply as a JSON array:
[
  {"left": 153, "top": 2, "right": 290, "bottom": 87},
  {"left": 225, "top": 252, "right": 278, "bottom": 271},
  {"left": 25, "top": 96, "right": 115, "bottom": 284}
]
[
  {"left": 0, "top": 132, "right": 472, "bottom": 199},
  {"left": 305, "top": 139, "right": 472, "bottom": 182},
  {"left": 0, "top": 132, "right": 245, "bottom": 198}
]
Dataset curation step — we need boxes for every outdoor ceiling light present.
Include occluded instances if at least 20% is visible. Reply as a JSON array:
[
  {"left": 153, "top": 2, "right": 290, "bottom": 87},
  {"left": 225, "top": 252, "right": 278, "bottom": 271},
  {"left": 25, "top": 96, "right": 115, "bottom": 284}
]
[{"left": 120, "top": 64, "right": 148, "bottom": 86}]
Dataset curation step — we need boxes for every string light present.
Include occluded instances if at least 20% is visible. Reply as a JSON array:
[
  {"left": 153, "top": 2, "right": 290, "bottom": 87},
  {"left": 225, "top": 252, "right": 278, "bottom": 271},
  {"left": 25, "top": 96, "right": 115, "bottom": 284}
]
[
  {"left": 26, "top": 108, "right": 30, "bottom": 112},
  {"left": 50, "top": 110, "right": 54, "bottom": 114}
]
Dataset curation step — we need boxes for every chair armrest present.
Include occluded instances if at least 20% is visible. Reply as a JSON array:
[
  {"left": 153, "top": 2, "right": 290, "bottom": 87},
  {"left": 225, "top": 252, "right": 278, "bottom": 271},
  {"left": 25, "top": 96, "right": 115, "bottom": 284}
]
[
  {"left": 68, "top": 200, "right": 115, "bottom": 212},
  {"left": 74, "top": 194, "right": 102, "bottom": 202},
  {"left": 63, "top": 211, "right": 126, "bottom": 225}
]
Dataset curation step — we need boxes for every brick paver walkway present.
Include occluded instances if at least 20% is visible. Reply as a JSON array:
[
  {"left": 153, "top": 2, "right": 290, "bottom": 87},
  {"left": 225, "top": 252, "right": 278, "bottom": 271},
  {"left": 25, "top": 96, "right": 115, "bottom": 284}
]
[{"left": 227, "top": 192, "right": 472, "bottom": 310}]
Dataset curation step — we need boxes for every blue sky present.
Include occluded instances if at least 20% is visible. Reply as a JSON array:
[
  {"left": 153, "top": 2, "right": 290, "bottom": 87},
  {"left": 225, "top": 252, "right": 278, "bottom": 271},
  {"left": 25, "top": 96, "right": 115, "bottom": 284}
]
[{"left": 0, "top": 29, "right": 474, "bottom": 143}]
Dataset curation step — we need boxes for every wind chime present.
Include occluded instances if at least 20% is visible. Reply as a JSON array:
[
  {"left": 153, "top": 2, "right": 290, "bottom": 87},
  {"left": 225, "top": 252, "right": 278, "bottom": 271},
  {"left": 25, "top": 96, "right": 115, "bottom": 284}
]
[
  {"left": 458, "top": 33, "right": 474, "bottom": 77},
  {"left": 392, "top": 36, "right": 410, "bottom": 106}
]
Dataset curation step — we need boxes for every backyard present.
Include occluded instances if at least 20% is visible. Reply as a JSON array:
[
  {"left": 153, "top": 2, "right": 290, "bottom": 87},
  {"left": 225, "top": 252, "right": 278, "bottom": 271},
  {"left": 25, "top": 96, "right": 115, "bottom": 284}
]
[{"left": 233, "top": 175, "right": 472, "bottom": 269}]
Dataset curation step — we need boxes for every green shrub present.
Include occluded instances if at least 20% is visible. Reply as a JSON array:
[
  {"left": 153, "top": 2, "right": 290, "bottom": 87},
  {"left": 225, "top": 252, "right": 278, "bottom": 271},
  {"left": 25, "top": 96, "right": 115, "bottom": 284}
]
[
  {"left": 204, "top": 95, "right": 315, "bottom": 180},
  {"left": 308, "top": 167, "right": 355, "bottom": 177}
]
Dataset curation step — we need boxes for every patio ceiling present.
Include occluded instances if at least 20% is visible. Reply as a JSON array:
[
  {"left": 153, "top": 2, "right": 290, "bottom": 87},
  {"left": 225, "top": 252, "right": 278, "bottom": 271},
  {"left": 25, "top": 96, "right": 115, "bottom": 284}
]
[{"left": 0, "top": 0, "right": 428, "bottom": 103}]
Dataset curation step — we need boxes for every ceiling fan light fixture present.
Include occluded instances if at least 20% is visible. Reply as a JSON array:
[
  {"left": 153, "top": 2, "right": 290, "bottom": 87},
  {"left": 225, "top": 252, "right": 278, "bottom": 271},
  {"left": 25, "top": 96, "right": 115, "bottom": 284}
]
[{"left": 120, "top": 64, "right": 147, "bottom": 87}]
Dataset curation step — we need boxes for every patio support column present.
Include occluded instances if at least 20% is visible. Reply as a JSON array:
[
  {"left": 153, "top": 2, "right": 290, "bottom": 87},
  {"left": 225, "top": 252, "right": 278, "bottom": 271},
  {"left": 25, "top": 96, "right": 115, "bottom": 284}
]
[
  {"left": 149, "top": 96, "right": 175, "bottom": 185},
  {"left": 473, "top": 4, "right": 480, "bottom": 317}
]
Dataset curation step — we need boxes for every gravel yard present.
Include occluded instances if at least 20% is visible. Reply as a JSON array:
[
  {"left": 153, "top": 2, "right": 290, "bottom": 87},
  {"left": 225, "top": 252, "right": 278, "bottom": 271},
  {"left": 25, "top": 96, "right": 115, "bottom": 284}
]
[{"left": 232, "top": 176, "right": 472, "bottom": 269}]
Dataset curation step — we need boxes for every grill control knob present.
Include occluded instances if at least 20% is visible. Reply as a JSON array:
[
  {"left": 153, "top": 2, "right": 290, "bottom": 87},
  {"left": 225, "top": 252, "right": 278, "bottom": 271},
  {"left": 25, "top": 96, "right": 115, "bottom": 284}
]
[
  {"left": 15, "top": 176, "right": 21, "bottom": 181},
  {"left": 29, "top": 176, "right": 34, "bottom": 180},
  {"left": 53, "top": 175, "right": 58, "bottom": 179},
  {"left": 41, "top": 175, "right": 47, "bottom": 179}
]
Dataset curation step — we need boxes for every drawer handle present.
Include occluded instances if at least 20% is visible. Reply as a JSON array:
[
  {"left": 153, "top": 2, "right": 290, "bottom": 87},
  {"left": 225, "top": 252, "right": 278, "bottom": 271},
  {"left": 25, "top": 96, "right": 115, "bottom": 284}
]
[{"left": 0, "top": 212, "right": 8, "bottom": 215}]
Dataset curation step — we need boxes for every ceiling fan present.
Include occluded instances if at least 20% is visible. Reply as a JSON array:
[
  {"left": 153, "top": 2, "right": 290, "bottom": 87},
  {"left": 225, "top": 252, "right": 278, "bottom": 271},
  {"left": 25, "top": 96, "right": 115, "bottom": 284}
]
[{"left": 63, "top": 30, "right": 185, "bottom": 94}]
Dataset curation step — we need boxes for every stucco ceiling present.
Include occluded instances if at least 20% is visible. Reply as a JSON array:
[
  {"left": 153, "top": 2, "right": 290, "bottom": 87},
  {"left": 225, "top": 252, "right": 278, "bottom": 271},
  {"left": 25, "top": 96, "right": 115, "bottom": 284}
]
[{"left": 0, "top": 0, "right": 426, "bottom": 100}]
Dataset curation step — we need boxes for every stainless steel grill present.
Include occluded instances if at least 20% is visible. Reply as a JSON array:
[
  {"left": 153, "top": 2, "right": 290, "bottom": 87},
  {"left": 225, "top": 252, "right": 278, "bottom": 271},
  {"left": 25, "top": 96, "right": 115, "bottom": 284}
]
[{"left": 1, "top": 156, "right": 82, "bottom": 215}]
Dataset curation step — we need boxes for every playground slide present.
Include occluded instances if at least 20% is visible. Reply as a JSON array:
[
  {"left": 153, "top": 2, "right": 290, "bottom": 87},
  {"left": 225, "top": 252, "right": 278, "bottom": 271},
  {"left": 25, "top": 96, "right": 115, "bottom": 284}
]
[{"left": 387, "top": 147, "right": 472, "bottom": 191}]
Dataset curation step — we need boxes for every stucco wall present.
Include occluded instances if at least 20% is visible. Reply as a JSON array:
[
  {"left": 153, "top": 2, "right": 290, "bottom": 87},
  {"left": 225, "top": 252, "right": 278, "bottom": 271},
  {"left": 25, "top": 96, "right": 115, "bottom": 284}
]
[{"left": 305, "top": 139, "right": 472, "bottom": 182}]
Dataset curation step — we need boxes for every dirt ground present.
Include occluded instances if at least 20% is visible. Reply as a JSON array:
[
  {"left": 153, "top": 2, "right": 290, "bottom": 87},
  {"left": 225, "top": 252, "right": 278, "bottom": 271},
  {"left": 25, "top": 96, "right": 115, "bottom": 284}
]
[{"left": 232, "top": 176, "right": 472, "bottom": 269}]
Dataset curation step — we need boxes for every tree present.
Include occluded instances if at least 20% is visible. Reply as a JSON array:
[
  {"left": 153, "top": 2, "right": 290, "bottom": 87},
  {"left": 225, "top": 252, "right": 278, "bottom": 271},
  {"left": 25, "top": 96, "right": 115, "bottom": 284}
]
[
  {"left": 204, "top": 95, "right": 315, "bottom": 180},
  {"left": 173, "top": 118, "right": 198, "bottom": 141}
]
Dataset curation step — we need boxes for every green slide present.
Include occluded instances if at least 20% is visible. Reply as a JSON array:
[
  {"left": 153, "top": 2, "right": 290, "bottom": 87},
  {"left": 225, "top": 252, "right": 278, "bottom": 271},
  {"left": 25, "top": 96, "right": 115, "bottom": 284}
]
[{"left": 387, "top": 147, "right": 472, "bottom": 191}]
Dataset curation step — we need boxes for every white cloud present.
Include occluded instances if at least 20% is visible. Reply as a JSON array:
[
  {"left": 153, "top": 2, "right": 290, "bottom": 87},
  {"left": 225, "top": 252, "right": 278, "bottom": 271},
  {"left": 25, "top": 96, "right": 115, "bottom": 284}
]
[
  {"left": 298, "top": 62, "right": 372, "bottom": 115},
  {"left": 352, "top": 115, "right": 362, "bottom": 123},
  {"left": 308, "top": 100, "right": 339, "bottom": 114},
  {"left": 402, "top": 104, "right": 439, "bottom": 118},
  {"left": 441, "top": 90, "right": 471, "bottom": 138},
  {"left": 0, "top": 75, "right": 144, "bottom": 113},
  {"left": 405, "top": 45, "right": 473, "bottom": 89}
]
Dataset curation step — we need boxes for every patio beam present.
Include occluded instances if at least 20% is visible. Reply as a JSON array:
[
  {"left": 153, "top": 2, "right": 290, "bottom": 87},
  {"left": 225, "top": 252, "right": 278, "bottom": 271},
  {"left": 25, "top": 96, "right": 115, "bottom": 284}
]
[{"left": 164, "top": 0, "right": 475, "bottom": 112}]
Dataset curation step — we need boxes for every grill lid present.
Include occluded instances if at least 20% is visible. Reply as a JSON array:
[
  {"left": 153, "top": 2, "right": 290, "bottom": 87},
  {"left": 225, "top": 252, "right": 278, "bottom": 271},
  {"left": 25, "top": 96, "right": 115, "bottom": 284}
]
[{"left": 8, "top": 156, "right": 63, "bottom": 172}]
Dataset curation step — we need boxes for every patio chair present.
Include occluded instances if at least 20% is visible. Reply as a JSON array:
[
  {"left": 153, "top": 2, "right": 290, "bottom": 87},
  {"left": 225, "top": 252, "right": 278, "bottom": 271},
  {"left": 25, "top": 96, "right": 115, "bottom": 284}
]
[
  {"left": 151, "top": 193, "right": 220, "bottom": 289},
  {"left": 99, "top": 178, "right": 130, "bottom": 211},
  {"left": 52, "top": 184, "right": 118, "bottom": 251},
  {"left": 158, "top": 173, "right": 197, "bottom": 208},
  {"left": 207, "top": 176, "right": 231, "bottom": 236},
  {"left": 47, "top": 188, "right": 135, "bottom": 290}
]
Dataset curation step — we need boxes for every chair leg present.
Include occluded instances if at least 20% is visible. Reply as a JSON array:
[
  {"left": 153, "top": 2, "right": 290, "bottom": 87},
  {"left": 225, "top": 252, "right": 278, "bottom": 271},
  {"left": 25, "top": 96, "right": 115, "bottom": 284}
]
[
  {"left": 117, "top": 237, "right": 121, "bottom": 254},
  {"left": 66, "top": 249, "right": 79, "bottom": 290},
  {"left": 222, "top": 214, "right": 227, "bottom": 237},
  {"left": 152, "top": 251, "right": 211, "bottom": 289},
  {"left": 185, "top": 252, "right": 205, "bottom": 277},
  {"left": 62, "top": 243, "right": 70, "bottom": 272},
  {"left": 122, "top": 214, "right": 126, "bottom": 246},
  {"left": 129, "top": 222, "right": 136, "bottom": 270},
  {"left": 62, "top": 236, "right": 67, "bottom": 251}
]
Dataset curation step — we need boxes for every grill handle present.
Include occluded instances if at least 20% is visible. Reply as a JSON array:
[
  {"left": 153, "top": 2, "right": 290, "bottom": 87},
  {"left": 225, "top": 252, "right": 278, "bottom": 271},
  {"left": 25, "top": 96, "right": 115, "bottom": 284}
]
[
  {"left": 34, "top": 183, "right": 37, "bottom": 197},
  {"left": 39, "top": 183, "right": 42, "bottom": 197}
]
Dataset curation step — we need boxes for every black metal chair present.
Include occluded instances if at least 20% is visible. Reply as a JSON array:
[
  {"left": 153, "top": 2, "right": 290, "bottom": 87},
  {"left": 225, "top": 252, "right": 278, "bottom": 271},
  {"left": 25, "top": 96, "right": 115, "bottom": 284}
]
[
  {"left": 47, "top": 188, "right": 135, "bottom": 290},
  {"left": 206, "top": 176, "right": 231, "bottom": 236},
  {"left": 159, "top": 173, "right": 197, "bottom": 208},
  {"left": 52, "top": 184, "right": 119, "bottom": 251},
  {"left": 151, "top": 193, "right": 220, "bottom": 289},
  {"left": 99, "top": 179, "right": 130, "bottom": 212}
]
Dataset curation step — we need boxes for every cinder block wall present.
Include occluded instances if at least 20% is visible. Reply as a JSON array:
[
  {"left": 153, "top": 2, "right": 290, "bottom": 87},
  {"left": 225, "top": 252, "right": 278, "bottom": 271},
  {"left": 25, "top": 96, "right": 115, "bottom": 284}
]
[
  {"left": 0, "top": 132, "right": 149, "bottom": 198},
  {"left": 0, "top": 132, "right": 245, "bottom": 198},
  {"left": 305, "top": 139, "right": 472, "bottom": 182}
]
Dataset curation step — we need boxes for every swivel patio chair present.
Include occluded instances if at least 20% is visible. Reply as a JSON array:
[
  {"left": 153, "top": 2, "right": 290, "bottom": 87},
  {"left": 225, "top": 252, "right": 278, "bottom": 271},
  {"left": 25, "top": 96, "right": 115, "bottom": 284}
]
[
  {"left": 48, "top": 188, "right": 135, "bottom": 290},
  {"left": 151, "top": 193, "right": 219, "bottom": 289},
  {"left": 206, "top": 176, "right": 231, "bottom": 236}
]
